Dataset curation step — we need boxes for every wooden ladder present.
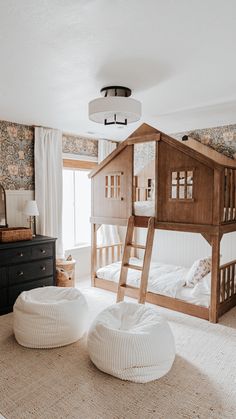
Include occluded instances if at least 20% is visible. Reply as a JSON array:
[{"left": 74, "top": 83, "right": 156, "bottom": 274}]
[{"left": 117, "top": 215, "right": 155, "bottom": 304}]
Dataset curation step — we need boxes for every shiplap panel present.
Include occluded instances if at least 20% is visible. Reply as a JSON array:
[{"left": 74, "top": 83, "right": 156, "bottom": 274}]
[
  {"left": 5, "top": 190, "right": 34, "bottom": 227},
  {"left": 136, "top": 228, "right": 236, "bottom": 267}
]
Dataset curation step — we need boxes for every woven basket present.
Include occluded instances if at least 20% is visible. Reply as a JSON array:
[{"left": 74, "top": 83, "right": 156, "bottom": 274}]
[
  {"left": 56, "top": 259, "right": 76, "bottom": 287},
  {"left": 0, "top": 227, "right": 32, "bottom": 243}
]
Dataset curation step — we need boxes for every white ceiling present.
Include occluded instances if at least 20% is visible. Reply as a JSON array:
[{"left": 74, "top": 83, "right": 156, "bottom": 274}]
[{"left": 0, "top": 0, "right": 236, "bottom": 140}]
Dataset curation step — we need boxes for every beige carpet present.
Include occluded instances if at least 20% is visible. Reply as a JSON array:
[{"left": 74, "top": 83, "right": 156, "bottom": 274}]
[{"left": 0, "top": 287, "right": 236, "bottom": 419}]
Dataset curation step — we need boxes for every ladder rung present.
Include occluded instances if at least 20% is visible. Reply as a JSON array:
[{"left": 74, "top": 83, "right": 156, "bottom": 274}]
[
  {"left": 120, "top": 284, "right": 137, "bottom": 290},
  {"left": 123, "top": 263, "right": 143, "bottom": 271},
  {"left": 128, "top": 243, "right": 146, "bottom": 250}
]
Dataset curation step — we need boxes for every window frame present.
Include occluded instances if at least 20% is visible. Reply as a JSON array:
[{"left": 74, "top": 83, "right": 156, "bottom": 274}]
[
  {"left": 105, "top": 171, "right": 123, "bottom": 200},
  {"left": 62, "top": 159, "right": 97, "bottom": 249},
  {"left": 63, "top": 159, "right": 97, "bottom": 170},
  {"left": 169, "top": 168, "right": 195, "bottom": 202}
]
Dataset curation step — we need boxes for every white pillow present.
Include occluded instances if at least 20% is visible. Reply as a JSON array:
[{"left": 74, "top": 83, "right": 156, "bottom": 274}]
[
  {"left": 192, "top": 272, "right": 211, "bottom": 297},
  {"left": 185, "top": 257, "right": 211, "bottom": 287}
]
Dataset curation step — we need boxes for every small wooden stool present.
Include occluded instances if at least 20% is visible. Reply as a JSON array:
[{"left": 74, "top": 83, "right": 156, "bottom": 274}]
[{"left": 56, "top": 259, "right": 76, "bottom": 287}]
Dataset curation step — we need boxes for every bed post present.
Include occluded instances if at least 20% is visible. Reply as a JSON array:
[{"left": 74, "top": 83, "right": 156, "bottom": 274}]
[
  {"left": 210, "top": 232, "right": 221, "bottom": 323},
  {"left": 91, "top": 223, "right": 97, "bottom": 287}
]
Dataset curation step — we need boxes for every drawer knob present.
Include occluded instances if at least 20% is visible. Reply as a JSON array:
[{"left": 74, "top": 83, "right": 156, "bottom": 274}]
[
  {"left": 17, "top": 252, "right": 24, "bottom": 257},
  {"left": 41, "top": 249, "right": 46, "bottom": 254},
  {"left": 41, "top": 266, "right": 46, "bottom": 271},
  {"left": 17, "top": 271, "right": 24, "bottom": 276}
]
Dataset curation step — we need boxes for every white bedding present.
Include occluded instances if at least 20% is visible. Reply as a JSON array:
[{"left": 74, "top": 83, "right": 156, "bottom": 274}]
[
  {"left": 96, "top": 257, "right": 210, "bottom": 307},
  {"left": 134, "top": 201, "right": 155, "bottom": 216}
]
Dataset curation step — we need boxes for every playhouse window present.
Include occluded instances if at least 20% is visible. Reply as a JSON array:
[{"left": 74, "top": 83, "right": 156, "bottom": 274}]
[
  {"left": 146, "top": 178, "right": 153, "bottom": 200},
  {"left": 171, "top": 170, "right": 193, "bottom": 200},
  {"left": 105, "top": 173, "right": 121, "bottom": 199},
  {"left": 133, "top": 141, "right": 156, "bottom": 206}
]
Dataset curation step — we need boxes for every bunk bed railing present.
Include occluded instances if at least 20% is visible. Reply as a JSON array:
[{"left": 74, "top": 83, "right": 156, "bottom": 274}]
[
  {"left": 222, "top": 168, "right": 236, "bottom": 222},
  {"left": 96, "top": 243, "right": 123, "bottom": 269},
  {"left": 219, "top": 259, "right": 236, "bottom": 304}
]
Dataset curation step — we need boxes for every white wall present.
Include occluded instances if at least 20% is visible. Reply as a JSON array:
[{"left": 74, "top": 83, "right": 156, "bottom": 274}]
[
  {"left": 65, "top": 246, "right": 91, "bottom": 281},
  {"left": 220, "top": 233, "right": 236, "bottom": 264},
  {"left": 136, "top": 228, "right": 236, "bottom": 267}
]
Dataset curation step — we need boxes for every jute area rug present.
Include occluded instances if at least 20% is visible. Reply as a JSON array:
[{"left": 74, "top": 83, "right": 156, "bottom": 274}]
[{"left": 0, "top": 287, "right": 236, "bottom": 419}]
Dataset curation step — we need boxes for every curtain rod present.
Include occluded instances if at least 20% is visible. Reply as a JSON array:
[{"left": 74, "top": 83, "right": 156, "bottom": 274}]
[{"left": 32, "top": 125, "right": 118, "bottom": 143}]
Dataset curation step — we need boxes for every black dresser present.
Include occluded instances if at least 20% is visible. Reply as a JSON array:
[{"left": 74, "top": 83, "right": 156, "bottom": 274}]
[{"left": 0, "top": 235, "right": 56, "bottom": 315}]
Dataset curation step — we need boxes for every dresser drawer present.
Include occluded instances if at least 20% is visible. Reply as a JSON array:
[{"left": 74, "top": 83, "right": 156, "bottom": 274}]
[
  {"left": 0, "top": 287, "right": 8, "bottom": 311},
  {"left": 31, "top": 243, "right": 53, "bottom": 260},
  {"left": 0, "top": 267, "right": 7, "bottom": 287},
  {"left": 9, "top": 259, "right": 54, "bottom": 285},
  {"left": 9, "top": 276, "right": 54, "bottom": 306},
  {"left": 0, "top": 246, "right": 32, "bottom": 266},
  {"left": 0, "top": 236, "right": 56, "bottom": 315}
]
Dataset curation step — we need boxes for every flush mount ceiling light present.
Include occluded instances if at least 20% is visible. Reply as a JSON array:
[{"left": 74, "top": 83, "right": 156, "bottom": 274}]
[{"left": 88, "top": 86, "right": 141, "bottom": 126}]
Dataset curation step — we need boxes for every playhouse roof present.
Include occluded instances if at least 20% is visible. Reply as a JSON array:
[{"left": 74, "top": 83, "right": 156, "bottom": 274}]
[{"left": 89, "top": 123, "right": 236, "bottom": 178}]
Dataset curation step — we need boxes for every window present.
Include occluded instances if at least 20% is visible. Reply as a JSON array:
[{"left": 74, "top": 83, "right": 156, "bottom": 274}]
[
  {"left": 133, "top": 141, "right": 155, "bottom": 209},
  {"left": 146, "top": 178, "right": 154, "bottom": 200},
  {"left": 105, "top": 173, "right": 121, "bottom": 199},
  {"left": 171, "top": 170, "right": 193, "bottom": 200},
  {"left": 62, "top": 167, "right": 91, "bottom": 249}
]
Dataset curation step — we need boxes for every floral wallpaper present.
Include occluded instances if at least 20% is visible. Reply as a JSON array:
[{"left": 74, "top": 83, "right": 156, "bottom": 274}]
[
  {"left": 63, "top": 133, "right": 98, "bottom": 157},
  {"left": 134, "top": 141, "right": 155, "bottom": 174},
  {"left": 0, "top": 120, "right": 99, "bottom": 190},
  {"left": 0, "top": 121, "right": 34, "bottom": 190},
  {"left": 134, "top": 124, "right": 236, "bottom": 170},
  {"left": 173, "top": 124, "right": 236, "bottom": 159}
]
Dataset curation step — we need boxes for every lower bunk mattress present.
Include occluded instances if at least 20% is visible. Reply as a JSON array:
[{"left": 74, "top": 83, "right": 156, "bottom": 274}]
[{"left": 96, "top": 257, "right": 210, "bottom": 307}]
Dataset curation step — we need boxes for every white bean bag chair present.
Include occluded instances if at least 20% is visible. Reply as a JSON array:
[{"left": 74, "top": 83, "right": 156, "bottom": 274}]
[
  {"left": 87, "top": 302, "right": 175, "bottom": 383},
  {"left": 13, "top": 286, "right": 88, "bottom": 348}
]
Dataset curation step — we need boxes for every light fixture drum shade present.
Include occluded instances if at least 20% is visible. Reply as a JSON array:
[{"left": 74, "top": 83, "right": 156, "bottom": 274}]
[
  {"left": 89, "top": 97, "right": 141, "bottom": 124},
  {"left": 23, "top": 200, "right": 39, "bottom": 216}
]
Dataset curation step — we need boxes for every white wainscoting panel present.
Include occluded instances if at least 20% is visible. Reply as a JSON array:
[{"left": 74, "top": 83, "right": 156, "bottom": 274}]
[
  {"left": 5, "top": 190, "right": 34, "bottom": 227},
  {"left": 136, "top": 228, "right": 236, "bottom": 267},
  {"left": 64, "top": 246, "right": 91, "bottom": 279}
]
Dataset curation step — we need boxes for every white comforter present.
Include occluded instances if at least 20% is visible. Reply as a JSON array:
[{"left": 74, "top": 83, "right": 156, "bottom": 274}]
[
  {"left": 96, "top": 258, "right": 211, "bottom": 307},
  {"left": 97, "top": 257, "right": 188, "bottom": 298}
]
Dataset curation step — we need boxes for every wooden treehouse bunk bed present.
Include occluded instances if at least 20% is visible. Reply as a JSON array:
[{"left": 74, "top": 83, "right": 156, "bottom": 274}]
[{"left": 89, "top": 123, "right": 236, "bottom": 323}]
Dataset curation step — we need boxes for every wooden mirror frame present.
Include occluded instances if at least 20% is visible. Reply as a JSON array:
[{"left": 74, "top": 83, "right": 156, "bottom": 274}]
[{"left": 0, "top": 184, "right": 8, "bottom": 228}]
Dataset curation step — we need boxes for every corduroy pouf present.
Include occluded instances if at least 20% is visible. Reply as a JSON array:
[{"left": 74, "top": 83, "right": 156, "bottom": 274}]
[
  {"left": 13, "top": 286, "right": 88, "bottom": 348},
  {"left": 87, "top": 302, "right": 175, "bottom": 383}
]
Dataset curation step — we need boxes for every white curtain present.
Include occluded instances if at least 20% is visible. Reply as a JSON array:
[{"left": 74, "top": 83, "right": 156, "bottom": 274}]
[
  {"left": 35, "top": 127, "right": 63, "bottom": 258},
  {"left": 97, "top": 139, "right": 120, "bottom": 246}
]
